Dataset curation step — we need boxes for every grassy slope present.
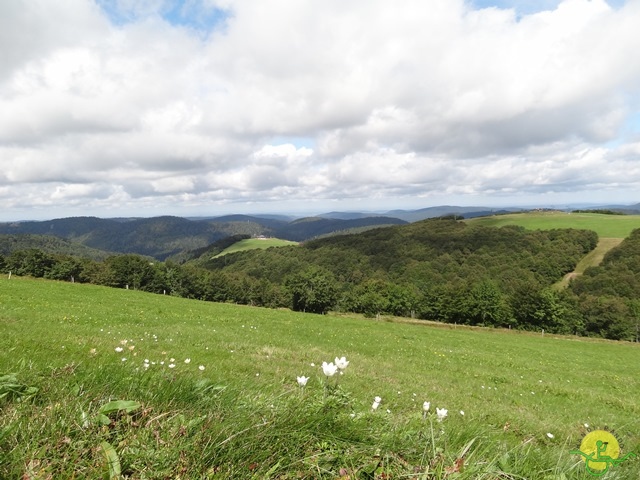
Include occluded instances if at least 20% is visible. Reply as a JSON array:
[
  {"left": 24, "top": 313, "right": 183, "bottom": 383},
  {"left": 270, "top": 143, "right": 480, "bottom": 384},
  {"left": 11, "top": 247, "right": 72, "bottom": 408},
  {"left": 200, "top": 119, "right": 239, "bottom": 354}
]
[
  {"left": 466, "top": 211, "right": 640, "bottom": 238},
  {"left": 1, "top": 277, "right": 639, "bottom": 478},
  {"left": 554, "top": 238, "right": 624, "bottom": 289},
  {"left": 213, "top": 238, "right": 298, "bottom": 258}
]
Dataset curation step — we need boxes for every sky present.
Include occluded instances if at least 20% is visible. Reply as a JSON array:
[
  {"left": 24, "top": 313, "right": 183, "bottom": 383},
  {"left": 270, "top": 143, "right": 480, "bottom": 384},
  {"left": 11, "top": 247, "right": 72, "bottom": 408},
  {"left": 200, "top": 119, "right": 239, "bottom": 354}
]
[{"left": 1, "top": 0, "right": 640, "bottom": 221}]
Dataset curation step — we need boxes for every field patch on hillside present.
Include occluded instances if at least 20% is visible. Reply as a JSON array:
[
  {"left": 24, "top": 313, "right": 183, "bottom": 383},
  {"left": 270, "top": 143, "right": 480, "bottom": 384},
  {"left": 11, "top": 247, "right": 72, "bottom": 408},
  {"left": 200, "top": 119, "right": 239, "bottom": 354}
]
[
  {"left": 555, "top": 237, "right": 624, "bottom": 289},
  {"left": 1, "top": 277, "right": 638, "bottom": 478},
  {"left": 213, "top": 237, "right": 298, "bottom": 257},
  {"left": 467, "top": 211, "right": 640, "bottom": 238}
]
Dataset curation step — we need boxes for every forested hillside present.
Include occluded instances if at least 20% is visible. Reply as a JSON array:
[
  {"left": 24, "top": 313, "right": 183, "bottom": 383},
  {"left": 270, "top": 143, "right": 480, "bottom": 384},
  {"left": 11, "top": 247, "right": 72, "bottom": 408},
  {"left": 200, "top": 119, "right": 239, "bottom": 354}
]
[
  {"left": 0, "top": 215, "right": 407, "bottom": 259},
  {"left": 567, "top": 229, "right": 640, "bottom": 339},
  {"left": 0, "top": 234, "right": 113, "bottom": 260},
  {"left": 2, "top": 218, "right": 639, "bottom": 341},
  {"left": 200, "top": 219, "right": 599, "bottom": 330},
  {"left": 0, "top": 216, "right": 259, "bottom": 260},
  {"left": 270, "top": 216, "right": 406, "bottom": 241}
]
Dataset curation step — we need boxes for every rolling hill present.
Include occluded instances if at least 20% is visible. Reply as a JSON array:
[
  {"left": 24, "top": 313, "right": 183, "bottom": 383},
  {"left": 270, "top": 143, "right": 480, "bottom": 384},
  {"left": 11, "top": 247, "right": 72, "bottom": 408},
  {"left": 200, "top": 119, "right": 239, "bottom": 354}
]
[
  {"left": 2, "top": 207, "right": 639, "bottom": 261},
  {"left": 0, "top": 234, "right": 114, "bottom": 260},
  {"left": 2, "top": 211, "right": 639, "bottom": 341},
  {"left": 0, "top": 215, "right": 407, "bottom": 260},
  {"left": 465, "top": 211, "right": 640, "bottom": 238},
  {"left": 0, "top": 216, "right": 232, "bottom": 260},
  {"left": 467, "top": 211, "right": 640, "bottom": 289}
]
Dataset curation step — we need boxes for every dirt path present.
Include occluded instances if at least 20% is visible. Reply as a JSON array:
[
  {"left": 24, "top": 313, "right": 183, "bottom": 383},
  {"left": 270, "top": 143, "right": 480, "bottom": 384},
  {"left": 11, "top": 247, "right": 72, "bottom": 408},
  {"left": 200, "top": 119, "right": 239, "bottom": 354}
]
[{"left": 554, "top": 237, "right": 624, "bottom": 289}]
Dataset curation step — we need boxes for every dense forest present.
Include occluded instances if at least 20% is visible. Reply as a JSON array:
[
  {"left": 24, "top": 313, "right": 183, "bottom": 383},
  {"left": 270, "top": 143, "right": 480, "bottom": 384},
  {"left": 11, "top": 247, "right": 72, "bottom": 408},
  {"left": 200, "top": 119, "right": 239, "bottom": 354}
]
[
  {"left": 1, "top": 218, "right": 638, "bottom": 341},
  {"left": 0, "top": 215, "right": 406, "bottom": 259},
  {"left": 0, "top": 234, "right": 113, "bottom": 261},
  {"left": 567, "top": 229, "right": 640, "bottom": 339}
]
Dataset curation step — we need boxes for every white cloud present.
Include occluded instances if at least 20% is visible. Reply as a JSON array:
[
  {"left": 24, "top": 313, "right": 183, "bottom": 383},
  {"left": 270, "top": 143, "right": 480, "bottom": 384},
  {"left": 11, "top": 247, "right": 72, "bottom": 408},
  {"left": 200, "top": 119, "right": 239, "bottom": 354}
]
[{"left": 1, "top": 0, "right": 640, "bottom": 220}]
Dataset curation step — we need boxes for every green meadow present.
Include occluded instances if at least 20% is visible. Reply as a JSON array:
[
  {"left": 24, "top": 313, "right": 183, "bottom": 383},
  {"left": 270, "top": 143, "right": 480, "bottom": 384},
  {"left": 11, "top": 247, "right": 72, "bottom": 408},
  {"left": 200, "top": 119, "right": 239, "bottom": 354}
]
[
  {"left": 1, "top": 277, "right": 639, "bottom": 478},
  {"left": 466, "top": 212, "right": 640, "bottom": 239},
  {"left": 213, "top": 238, "right": 299, "bottom": 258}
]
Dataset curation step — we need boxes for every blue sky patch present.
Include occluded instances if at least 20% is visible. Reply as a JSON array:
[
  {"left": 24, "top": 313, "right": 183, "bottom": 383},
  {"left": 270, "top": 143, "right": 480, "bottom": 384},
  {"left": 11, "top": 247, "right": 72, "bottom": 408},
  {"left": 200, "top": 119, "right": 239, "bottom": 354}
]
[
  {"left": 96, "top": 0, "right": 231, "bottom": 34},
  {"left": 162, "top": 1, "right": 230, "bottom": 33},
  {"left": 471, "top": 0, "right": 626, "bottom": 16},
  {"left": 269, "top": 136, "right": 316, "bottom": 150}
]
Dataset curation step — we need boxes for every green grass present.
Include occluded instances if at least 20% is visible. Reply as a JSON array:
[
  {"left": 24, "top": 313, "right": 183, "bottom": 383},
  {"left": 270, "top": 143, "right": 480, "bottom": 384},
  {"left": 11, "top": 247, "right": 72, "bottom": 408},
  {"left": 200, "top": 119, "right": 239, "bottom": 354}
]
[
  {"left": 466, "top": 212, "right": 640, "bottom": 239},
  {"left": 554, "top": 238, "right": 624, "bottom": 289},
  {"left": 1, "top": 277, "right": 639, "bottom": 478},
  {"left": 213, "top": 237, "right": 298, "bottom": 258}
]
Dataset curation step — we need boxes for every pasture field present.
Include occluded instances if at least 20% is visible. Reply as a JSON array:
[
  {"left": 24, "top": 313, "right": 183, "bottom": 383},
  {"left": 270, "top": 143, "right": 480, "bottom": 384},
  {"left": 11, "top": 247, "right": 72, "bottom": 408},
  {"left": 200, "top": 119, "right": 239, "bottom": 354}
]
[
  {"left": 213, "top": 238, "right": 298, "bottom": 258},
  {"left": 1, "top": 277, "right": 639, "bottom": 478},
  {"left": 466, "top": 212, "right": 640, "bottom": 239}
]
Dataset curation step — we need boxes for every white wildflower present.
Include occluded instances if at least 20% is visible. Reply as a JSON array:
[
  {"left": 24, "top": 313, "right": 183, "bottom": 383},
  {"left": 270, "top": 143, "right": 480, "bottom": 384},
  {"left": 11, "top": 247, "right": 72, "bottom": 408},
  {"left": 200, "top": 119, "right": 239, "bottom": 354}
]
[
  {"left": 322, "top": 361, "right": 338, "bottom": 377},
  {"left": 334, "top": 356, "right": 349, "bottom": 370}
]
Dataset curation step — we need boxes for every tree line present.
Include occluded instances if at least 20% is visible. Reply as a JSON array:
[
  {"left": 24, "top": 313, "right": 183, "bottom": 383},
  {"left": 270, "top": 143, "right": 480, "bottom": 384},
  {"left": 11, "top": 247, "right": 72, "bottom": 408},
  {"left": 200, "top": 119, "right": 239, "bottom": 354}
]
[{"left": 1, "top": 219, "right": 637, "bottom": 341}]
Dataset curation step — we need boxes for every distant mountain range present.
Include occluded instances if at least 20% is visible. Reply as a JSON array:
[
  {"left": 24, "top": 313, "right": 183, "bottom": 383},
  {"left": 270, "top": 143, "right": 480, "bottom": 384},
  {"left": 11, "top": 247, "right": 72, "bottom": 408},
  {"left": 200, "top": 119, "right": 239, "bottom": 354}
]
[
  {"left": 315, "top": 206, "right": 519, "bottom": 221},
  {"left": 317, "top": 203, "right": 640, "bottom": 221},
  {"left": 606, "top": 203, "right": 640, "bottom": 214},
  {"left": 1, "top": 204, "right": 638, "bottom": 260},
  {"left": 366, "top": 206, "right": 522, "bottom": 222},
  {"left": 0, "top": 214, "right": 405, "bottom": 260}
]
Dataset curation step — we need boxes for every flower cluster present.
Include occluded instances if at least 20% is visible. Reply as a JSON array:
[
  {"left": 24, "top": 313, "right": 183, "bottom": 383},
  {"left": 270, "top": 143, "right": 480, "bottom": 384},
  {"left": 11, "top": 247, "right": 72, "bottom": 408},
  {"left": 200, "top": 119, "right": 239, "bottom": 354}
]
[
  {"left": 295, "top": 356, "right": 349, "bottom": 389},
  {"left": 422, "top": 400, "right": 450, "bottom": 422},
  {"left": 320, "top": 356, "right": 349, "bottom": 378},
  {"left": 293, "top": 358, "right": 458, "bottom": 423},
  {"left": 111, "top": 341, "right": 205, "bottom": 372}
]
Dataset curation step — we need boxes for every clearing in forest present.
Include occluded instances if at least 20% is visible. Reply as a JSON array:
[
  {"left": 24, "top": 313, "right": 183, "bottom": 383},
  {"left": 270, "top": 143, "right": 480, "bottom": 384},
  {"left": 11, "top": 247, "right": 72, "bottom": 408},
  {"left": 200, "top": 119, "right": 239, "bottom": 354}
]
[
  {"left": 467, "top": 212, "right": 640, "bottom": 288},
  {"left": 212, "top": 237, "right": 298, "bottom": 257},
  {"left": 554, "top": 237, "right": 623, "bottom": 289}
]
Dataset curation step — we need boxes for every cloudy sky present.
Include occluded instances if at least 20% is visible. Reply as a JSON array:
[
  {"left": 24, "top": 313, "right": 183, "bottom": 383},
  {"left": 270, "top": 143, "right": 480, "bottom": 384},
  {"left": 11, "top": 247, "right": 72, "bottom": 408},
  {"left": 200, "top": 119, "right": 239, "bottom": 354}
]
[{"left": 1, "top": 0, "right": 640, "bottom": 220}]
